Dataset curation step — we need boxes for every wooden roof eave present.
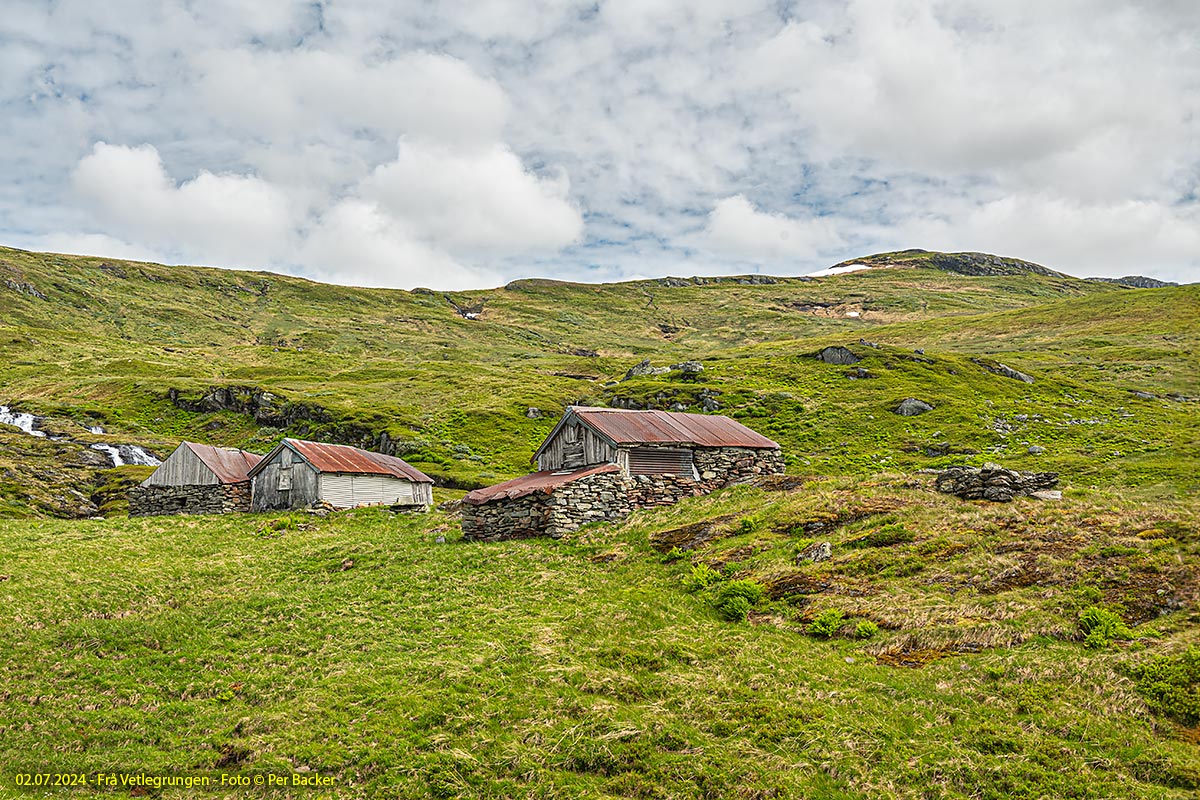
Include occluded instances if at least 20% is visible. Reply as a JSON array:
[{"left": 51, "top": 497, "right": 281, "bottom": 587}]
[
  {"left": 530, "top": 406, "right": 620, "bottom": 464},
  {"left": 245, "top": 439, "right": 308, "bottom": 479}
]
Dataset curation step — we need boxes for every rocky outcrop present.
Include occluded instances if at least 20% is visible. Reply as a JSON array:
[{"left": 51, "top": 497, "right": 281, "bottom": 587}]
[
  {"left": 4, "top": 278, "right": 48, "bottom": 300},
  {"left": 655, "top": 275, "right": 779, "bottom": 287},
  {"left": 623, "top": 359, "right": 671, "bottom": 380},
  {"left": 935, "top": 464, "right": 1058, "bottom": 502},
  {"left": 796, "top": 541, "right": 832, "bottom": 564},
  {"left": 169, "top": 386, "right": 333, "bottom": 428},
  {"left": 670, "top": 361, "right": 704, "bottom": 375},
  {"left": 894, "top": 398, "right": 934, "bottom": 416},
  {"left": 972, "top": 359, "right": 1035, "bottom": 383},
  {"left": 167, "top": 384, "right": 402, "bottom": 458},
  {"left": 1087, "top": 276, "right": 1176, "bottom": 289},
  {"left": 816, "top": 346, "right": 861, "bottom": 365},
  {"left": 128, "top": 482, "right": 252, "bottom": 517}
]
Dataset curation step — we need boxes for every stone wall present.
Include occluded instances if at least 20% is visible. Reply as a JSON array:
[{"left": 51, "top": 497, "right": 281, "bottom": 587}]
[
  {"left": 544, "top": 471, "right": 631, "bottom": 537},
  {"left": 461, "top": 492, "right": 550, "bottom": 542},
  {"left": 463, "top": 446, "right": 785, "bottom": 541},
  {"left": 128, "top": 482, "right": 252, "bottom": 517},
  {"left": 935, "top": 464, "right": 1058, "bottom": 502}
]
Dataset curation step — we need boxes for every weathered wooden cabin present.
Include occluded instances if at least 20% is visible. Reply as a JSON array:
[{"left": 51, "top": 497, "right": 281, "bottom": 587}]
[
  {"left": 533, "top": 406, "right": 783, "bottom": 477},
  {"left": 128, "top": 442, "right": 262, "bottom": 516},
  {"left": 463, "top": 407, "right": 784, "bottom": 541},
  {"left": 248, "top": 438, "right": 433, "bottom": 512}
]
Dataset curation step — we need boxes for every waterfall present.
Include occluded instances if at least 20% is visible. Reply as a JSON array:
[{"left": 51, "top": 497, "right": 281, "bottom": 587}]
[
  {"left": 90, "top": 443, "right": 162, "bottom": 468},
  {"left": 3, "top": 403, "right": 159, "bottom": 467},
  {"left": 0, "top": 405, "right": 46, "bottom": 437},
  {"left": 121, "top": 445, "right": 161, "bottom": 467},
  {"left": 90, "top": 444, "right": 123, "bottom": 466}
]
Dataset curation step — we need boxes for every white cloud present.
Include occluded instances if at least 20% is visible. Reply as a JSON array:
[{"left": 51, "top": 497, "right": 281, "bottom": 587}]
[
  {"left": 362, "top": 140, "right": 583, "bottom": 256},
  {"left": 704, "top": 195, "right": 844, "bottom": 261},
  {"left": 740, "top": 1, "right": 1193, "bottom": 186},
  {"left": 194, "top": 49, "right": 509, "bottom": 148},
  {"left": 299, "top": 200, "right": 494, "bottom": 290},
  {"left": 71, "top": 142, "right": 297, "bottom": 269},
  {"left": 0, "top": 0, "right": 1197, "bottom": 286},
  {"left": 23, "top": 232, "right": 167, "bottom": 265},
  {"left": 897, "top": 194, "right": 1200, "bottom": 280}
]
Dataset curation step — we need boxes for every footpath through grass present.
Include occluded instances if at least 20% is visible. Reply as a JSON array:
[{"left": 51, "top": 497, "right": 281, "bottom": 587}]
[{"left": 1, "top": 479, "right": 1197, "bottom": 798}]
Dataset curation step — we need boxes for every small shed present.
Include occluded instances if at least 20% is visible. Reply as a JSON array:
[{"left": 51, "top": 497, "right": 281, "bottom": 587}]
[
  {"left": 248, "top": 438, "right": 433, "bottom": 512},
  {"left": 129, "top": 441, "right": 262, "bottom": 516}
]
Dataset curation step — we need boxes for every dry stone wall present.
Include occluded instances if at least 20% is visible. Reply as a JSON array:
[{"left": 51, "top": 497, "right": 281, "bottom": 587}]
[
  {"left": 464, "top": 446, "right": 785, "bottom": 541},
  {"left": 128, "top": 482, "right": 252, "bottom": 517},
  {"left": 544, "top": 472, "right": 631, "bottom": 537},
  {"left": 461, "top": 492, "right": 550, "bottom": 542}
]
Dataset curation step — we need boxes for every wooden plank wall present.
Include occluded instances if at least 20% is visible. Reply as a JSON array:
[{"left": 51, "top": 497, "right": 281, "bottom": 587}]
[
  {"left": 536, "top": 422, "right": 616, "bottom": 471},
  {"left": 142, "top": 444, "right": 219, "bottom": 487},
  {"left": 251, "top": 450, "right": 320, "bottom": 511}
]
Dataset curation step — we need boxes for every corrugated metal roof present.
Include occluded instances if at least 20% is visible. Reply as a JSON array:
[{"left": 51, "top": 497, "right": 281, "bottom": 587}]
[
  {"left": 568, "top": 407, "right": 779, "bottom": 449},
  {"left": 280, "top": 438, "right": 433, "bottom": 483},
  {"left": 464, "top": 464, "right": 621, "bottom": 505},
  {"left": 184, "top": 442, "right": 262, "bottom": 484}
]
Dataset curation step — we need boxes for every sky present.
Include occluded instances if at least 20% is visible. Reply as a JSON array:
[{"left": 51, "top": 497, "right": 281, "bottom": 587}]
[{"left": 2, "top": 0, "right": 1198, "bottom": 290}]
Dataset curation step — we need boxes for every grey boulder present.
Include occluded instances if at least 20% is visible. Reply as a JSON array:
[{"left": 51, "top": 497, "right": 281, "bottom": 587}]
[{"left": 894, "top": 398, "right": 935, "bottom": 416}]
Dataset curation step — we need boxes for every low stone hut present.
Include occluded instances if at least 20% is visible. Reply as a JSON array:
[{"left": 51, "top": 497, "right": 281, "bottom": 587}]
[
  {"left": 462, "top": 407, "right": 783, "bottom": 541},
  {"left": 129, "top": 441, "right": 262, "bottom": 517},
  {"left": 249, "top": 438, "right": 433, "bottom": 512}
]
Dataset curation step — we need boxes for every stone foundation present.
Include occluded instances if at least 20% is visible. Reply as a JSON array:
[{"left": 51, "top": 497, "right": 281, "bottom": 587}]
[
  {"left": 463, "top": 446, "right": 785, "bottom": 541},
  {"left": 461, "top": 492, "right": 549, "bottom": 542},
  {"left": 544, "top": 472, "right": 631, "bottom": 537},
  {"left": 128, "top": 482, "right": 252, "bottom": 517}
]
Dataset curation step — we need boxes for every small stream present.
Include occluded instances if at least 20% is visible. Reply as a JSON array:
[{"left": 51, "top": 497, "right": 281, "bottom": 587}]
[
  {"left": 0, "top": 404, "right": 161, "bottom": 467},
  {"left": 0, "top": 405, "right": 46, "bottom": 437}
]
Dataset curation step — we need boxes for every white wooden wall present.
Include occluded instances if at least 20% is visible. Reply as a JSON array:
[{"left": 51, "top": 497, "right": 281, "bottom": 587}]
[{"left": 319, "top": 474, "right": 421, "bottom": 508}]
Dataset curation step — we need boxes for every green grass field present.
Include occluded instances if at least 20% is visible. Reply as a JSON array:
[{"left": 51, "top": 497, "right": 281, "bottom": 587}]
[{"left": 0, "top": 481, "right": 1197, "bottom": 798}]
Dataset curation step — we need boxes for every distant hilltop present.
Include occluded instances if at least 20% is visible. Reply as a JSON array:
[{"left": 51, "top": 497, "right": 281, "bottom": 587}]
[
  {"left": 829, "top": 249, "right": 1182, "bottom": 287},
  {"left": 1085, "top": 275, "right": 1178, "bottom": 289},
  {"left": 829, "top": 249, "right": 1066, "bottom": 278}
]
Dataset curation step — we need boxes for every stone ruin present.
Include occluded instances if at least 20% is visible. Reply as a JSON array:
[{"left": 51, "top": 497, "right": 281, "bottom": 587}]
[{"left": 935, "top": 463, "right": 1058, "bottom": 502}]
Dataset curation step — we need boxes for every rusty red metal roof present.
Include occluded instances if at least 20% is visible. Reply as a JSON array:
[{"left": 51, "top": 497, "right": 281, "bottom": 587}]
[
  {"left": 562, "top": 407, "right": 779, "bottom": 450},
  {"left": 184, "top": 442, "right": 263, "bottom": 484},
  {"left": 249, "top": 438, "right": 433, "bottom": 483},
  {"left": 464, "top": 464, "right": 621, "bottom": 505}
]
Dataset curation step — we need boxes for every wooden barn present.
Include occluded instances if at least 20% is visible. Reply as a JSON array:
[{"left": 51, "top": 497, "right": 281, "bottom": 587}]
[
  {"left": 248, "top": 438, "right": 433, "bottom": 512},
  {"left": 462, "top": 407, "right": 785, "bottom": 541},
  {"left": 533, "top": 406, "right": 782, "bottom": 478},
  {"left": 128, "top": 442, "right": 263, "bottom": 517}
]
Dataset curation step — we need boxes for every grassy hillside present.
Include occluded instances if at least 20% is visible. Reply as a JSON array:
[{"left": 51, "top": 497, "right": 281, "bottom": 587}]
[
  {"left": 0, "top": 482, "right": 1196, "bottom": 798},
  {"left": 1, "top": 244, "right": 1195, "bottom": 516},
  {"left": 0, "top": 245, "right": 1197, "bottom": 797}
]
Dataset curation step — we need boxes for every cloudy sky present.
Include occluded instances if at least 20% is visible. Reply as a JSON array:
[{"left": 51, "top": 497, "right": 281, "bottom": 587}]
[{"left": 2, "top": 1, "right": 1198, "bottom": 289}]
